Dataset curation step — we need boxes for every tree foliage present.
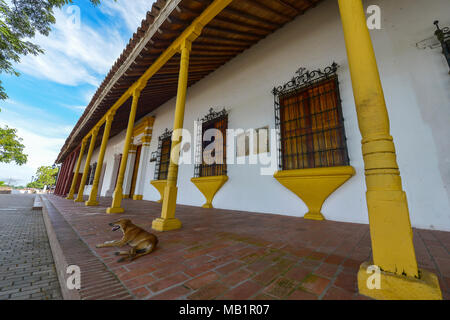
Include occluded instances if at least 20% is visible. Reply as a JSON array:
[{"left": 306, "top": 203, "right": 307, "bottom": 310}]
[
  {"left": 27, "top": 165, "right": 58, "bottom": 189},
  {"left": 0, "top": 0, "right": 102, "bottom": 100},
  {"left": 0, "top": 125, "right": 27, "bottom": 165}
]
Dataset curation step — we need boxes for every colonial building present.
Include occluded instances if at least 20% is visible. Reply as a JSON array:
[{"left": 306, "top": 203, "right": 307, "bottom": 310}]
[{"left": 54, "top": 0, "right": 449, "bottom": 299}]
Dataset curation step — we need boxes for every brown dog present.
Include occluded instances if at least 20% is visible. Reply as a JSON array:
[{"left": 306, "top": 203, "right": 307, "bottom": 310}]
[{"left": 96, "top": 219, "right": 158, "bottom": 262}]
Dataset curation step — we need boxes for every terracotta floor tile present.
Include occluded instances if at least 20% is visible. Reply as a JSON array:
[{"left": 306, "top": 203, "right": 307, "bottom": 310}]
[
  {"left": 299, "top": 275, "right": 330, "bottom": 296},
  {"left": 220, "top": 281, "right": 263, "bottom": 300},
  {"left": 187, "top": 282, "right": 229, "bottom": 300},
  {"left": 314, "top": 263, "right": 339, "bottom": 279},
  {"left": 264, "top": 277, "right": 298, "bottom": 298},
  {"left": 288, "top": 289, "right": 318, "bottom": 300},
  {"left": 322, "top": 286, "right": 355, "bottom": 300},
  {"left": 185, "top": 271, "right": 220, "bottom": 290}
]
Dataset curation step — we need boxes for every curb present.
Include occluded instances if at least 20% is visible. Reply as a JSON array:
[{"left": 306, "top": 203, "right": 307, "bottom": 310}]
[
  {"left": 41, "top": 195, "right": 81, "bottom": 300},
  {"left": 32, "top": 195, "right": 43, "bottom": 211}
]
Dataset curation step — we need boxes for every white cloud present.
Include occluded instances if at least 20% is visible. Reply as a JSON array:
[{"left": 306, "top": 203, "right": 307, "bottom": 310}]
[
  {"left": 0, "top": 100, "right": 72, "bottom": 185},
  {"left": 62, "top": 104, "right": 87, "bottom": 114},
  {"left": 100, "top": 0, "right": 156, "bottom": 33},
  {"left": 0, "top": 121, "right": 65, "bottom": 186},
  {"left": 16, "top": 10, "right": 122, "bottom": 86},
  {"left": 2, "top": 100, "right": 73, "bottom": 138},
  {"left": 15, "top": 0, "right": 156, "bottom": 87}
]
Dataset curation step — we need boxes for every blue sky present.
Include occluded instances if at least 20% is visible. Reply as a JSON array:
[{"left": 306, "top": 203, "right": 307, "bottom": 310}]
[{"left": 0, "top": 0, "right": 156, "bottom": 186}]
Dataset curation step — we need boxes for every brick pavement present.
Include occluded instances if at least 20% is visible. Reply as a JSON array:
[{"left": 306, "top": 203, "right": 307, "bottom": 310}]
[
  {"left": 42, "top": 196, "right": 134, "bottom": 300},
  {"left": 46, "top": 194, "right": 450, "bottom": 300},
  {"left": 0, "top": 195, "right": 62, "bottom": 300}
]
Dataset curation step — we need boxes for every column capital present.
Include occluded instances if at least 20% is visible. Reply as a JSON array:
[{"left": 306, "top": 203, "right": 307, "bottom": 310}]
[
  {"left": 133, "top": 81, "right": 146, "bottom": 96},
  {"left": 106, "top": 110, "right": 116, "bottom": 123},
  {"left": 183, "top": 22, "right": 203, "bottom": 45},
  {"left": 179, "top": 39, "right": 193, "bottom": 53},
  {"left": 92, "top": 126, "right": 100, "bottom": 136}
]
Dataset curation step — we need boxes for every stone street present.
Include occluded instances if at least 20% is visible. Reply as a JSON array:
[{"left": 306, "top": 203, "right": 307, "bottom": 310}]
[{"left": 0, "top": 195, "right": 62, "bottom": 300}]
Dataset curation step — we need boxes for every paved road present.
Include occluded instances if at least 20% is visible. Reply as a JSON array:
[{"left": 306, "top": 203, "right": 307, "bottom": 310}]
[{"left": 0, "top": 195, "right": 62, "bottom": 300}]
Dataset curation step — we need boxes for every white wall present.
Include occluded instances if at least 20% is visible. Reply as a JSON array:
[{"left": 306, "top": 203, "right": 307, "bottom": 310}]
[{"left": 83, "top": 0, "right": 450, "bottom": 231}]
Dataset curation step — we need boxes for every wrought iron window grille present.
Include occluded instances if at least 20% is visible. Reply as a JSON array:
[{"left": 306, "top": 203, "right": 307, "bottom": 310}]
[
  {"left": 88, "top": 163, "right": 97, "bottom": 185},
  {"left": 272, "top": 62, "right": 339, "bottom": 96},
  {"left": 434, "top": 21, "right": 450, "bottom": 72},
  {"left": 154, "top": 129, "right": 173, "bottom": 180},
  {"left": 194, "top": 108, "right": 228, "bottom": 178},
  {"left": 272, "top": 62, "right": 350, "bottom": 171}
]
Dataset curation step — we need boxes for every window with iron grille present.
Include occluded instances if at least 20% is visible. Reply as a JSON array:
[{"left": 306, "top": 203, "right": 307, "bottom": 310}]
[
  {"left": 273, "top": 63, "right": 349, "bottom": 170},
  {"left": 434, "top": 21, "right": 450, "bottom": 72},
  {"left": 194, "top": 108, "right": 228, "bottom": 178},
  {"left": 86, "top": 165, "right": 92, "bottom": 185},
  {"left": 88, "top": 163, "right": 97, "bottom": 185},
  {"left": 154, "top": 129, "right": 172, "bottom": 180}
]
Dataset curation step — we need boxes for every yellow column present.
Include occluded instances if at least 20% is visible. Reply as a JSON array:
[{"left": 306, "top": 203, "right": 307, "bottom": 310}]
[
  {"left": 75, "top": 127, "right": 99, "bottom": 203},
  {"left": 66, "top": 139, "right": 87, "bottom": 200},
  {"left": 152, "top": 40, "right": 192, "bottom": 232},
  {"left": 338, "top": 0, "right": 441, "bottom": 300},
  {"left": 86, "top": 111, "right": 116, "bottom": 206},
  {"left": 107, "top": 88, "right": 143, "bottom": 214}
]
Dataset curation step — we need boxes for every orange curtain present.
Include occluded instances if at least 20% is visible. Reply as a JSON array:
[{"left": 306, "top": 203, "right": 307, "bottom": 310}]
[
  {"left": 280, "top": 77, "right": 346, "bottom": 170},
  {"left": 201, "top": 116, "right": 227, "bottom": 177},
  {"left": 158, "top": 138, "right": 171, "bottom": 180}
]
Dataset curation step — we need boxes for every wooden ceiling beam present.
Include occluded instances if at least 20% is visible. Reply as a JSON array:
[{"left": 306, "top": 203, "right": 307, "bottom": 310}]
[
  {"left": 241, "top": 0, "right": 293, "bottom": 20},
  {"left": 125, "top": 64, "right": 218, "bottom": 77},
  {"left": 203, "top": 25, "right": 263, "bottom": 40},
  {"left": 222, "top": 7, "right": 281, "bottom": 28},
  {"left": 273, "top": 0, "right": 301, "bottom": 14},
  {"left": 193, "top": 42, "right": 249, "bottom": 50},
  {"left": 180, "top": 2, "right": 280, "bottom": 29},
  {"left": 196, "top": 34, "right": 252, "bottom": 45},
  {"left": 212, "top": 15, "right": 274, "bottom": 33}
]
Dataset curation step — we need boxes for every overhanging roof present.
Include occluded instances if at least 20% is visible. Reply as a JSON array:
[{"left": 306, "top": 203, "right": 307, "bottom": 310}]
[{"left": 56, "top": 0, "right": 322, "bottom": 163}]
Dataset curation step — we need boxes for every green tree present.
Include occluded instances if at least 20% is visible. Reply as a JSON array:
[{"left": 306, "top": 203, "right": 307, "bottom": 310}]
[
  {"left": 0, "top": 0, "right": 103, "bottom": 100},
  {"left": 26, "top": 165, "right": 58, "bottom": 189},
  {"left": 0, "top": 125, "right": 27, "bottom": 165},
  {"left": 27, "top": 181, "right": 44, "bottom": 189},
  {"left": 0, "top": 181, "right": 5, "bottom": 186}
]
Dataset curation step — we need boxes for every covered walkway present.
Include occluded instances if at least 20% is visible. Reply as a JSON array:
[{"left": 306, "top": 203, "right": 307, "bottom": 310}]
[{"left": 46, "top": 195, "right": 449, "bottom": 300}]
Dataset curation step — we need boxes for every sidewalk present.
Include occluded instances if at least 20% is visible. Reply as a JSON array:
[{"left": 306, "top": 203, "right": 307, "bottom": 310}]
[
  {"left": 45, "top": 194, "right": 450, "bottom": 300},
  {"left": 0, "top": 195, "right": 62, "bottom": 300}
]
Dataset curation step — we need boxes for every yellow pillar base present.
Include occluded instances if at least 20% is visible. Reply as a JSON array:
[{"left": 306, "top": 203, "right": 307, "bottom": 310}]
[
  {"left": 66, "top": 195, "right": 74, "bottom": 200},
  {"left": 133, "top": 195, "right": 143, "bottom": 201},
  {"left": 152, "top": 185, "right": 182, "bottom": 231},
  {"left": 85, "top": 200, "right": 99, "bottom": 206},
  {"left": 303, "top": 212, "right": 325, "bottom": 221},
  {"left": 358, "top": 262, "right": 442, "bottom": 300},
  {"left": 152, "top": 218, "right": 182, "bottom": 232},
  {"left": 150, "top": 180, "right": 167, "bottom": 203},
  {"left": 191, "top": 175, "right": 228, "bottom": 209},
  {"left": 74, "top": 198, "right": 84, "bottom": 203},
  {"left": 367, "top": 190, "right": 420, "bottom": 276},
  {"left": 122, "top": 194, "right": 130, "bottom": 199},
  {"left": 274, "top": 166, "right": 355, "bottom": 221},
  {"left": 107, "top": 188, "right": 124, "bottom": 214},
  {"left": 106, "top": 207, "right": 125, "bottom": 214}
]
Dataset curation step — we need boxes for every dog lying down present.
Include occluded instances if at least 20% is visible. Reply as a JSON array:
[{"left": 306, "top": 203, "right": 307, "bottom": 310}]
[{"left": 96, "top": 219, "right": 158, "bottom": 263}]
